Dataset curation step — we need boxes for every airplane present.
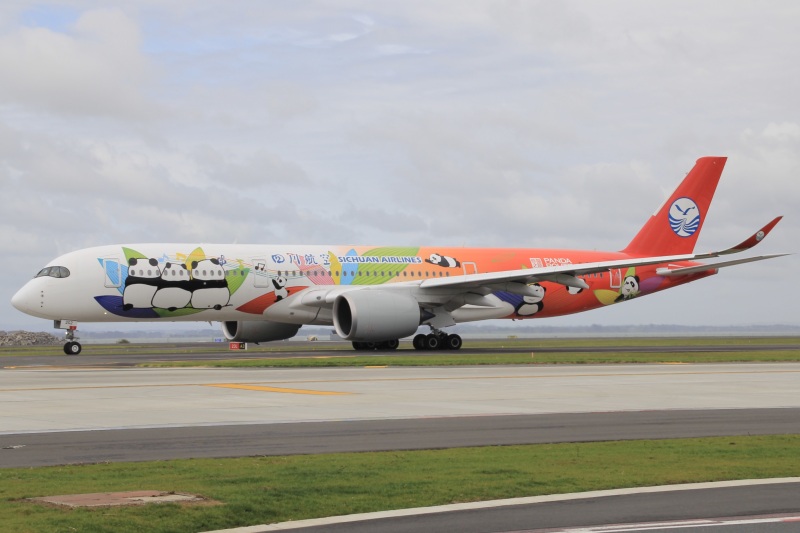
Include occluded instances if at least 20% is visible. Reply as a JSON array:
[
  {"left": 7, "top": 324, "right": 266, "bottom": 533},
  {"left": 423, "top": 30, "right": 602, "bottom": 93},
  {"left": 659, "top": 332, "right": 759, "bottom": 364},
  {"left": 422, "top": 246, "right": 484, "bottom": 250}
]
[{"left": 11, "top": 156, "right": 787, "bottom": 355}]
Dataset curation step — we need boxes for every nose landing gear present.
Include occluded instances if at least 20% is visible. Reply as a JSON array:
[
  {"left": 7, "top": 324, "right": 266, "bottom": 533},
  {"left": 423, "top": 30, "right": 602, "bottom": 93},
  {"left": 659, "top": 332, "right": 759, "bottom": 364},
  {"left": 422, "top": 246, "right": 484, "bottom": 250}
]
[{"left": 55, "top": 320, "right": 82, "bottom": 355}]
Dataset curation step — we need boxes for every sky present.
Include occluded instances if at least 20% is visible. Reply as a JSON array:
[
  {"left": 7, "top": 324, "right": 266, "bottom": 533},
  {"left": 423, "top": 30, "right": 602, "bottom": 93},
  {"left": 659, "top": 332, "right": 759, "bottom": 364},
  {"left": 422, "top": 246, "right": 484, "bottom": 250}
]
[{"left": 1, "top": 1, "right": 798, "bottom": 333}]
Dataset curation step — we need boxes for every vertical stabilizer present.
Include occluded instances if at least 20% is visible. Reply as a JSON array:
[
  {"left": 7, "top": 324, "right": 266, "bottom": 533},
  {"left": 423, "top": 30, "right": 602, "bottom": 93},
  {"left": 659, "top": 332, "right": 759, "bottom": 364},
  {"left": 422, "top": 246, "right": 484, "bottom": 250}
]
[{"left": 622, "top": 156, "right": 727, "bottom": 256}]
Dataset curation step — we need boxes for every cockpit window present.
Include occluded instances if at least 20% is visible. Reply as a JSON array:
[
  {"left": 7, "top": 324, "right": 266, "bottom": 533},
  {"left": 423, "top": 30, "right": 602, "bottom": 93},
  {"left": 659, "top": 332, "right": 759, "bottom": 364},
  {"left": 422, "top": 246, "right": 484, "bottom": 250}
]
[{"left": 35, "top": 266, "right": 71, "bottom": 279}]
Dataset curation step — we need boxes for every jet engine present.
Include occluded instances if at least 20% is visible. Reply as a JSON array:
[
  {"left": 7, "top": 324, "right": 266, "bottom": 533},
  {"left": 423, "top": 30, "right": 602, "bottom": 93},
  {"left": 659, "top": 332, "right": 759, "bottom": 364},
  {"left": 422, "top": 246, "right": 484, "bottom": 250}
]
[
  {"left": 222, "top": 320, "right": 300, "bottom": 343},
  {"left": 333, "top": 290, "right": 422, "bottom": 341}
]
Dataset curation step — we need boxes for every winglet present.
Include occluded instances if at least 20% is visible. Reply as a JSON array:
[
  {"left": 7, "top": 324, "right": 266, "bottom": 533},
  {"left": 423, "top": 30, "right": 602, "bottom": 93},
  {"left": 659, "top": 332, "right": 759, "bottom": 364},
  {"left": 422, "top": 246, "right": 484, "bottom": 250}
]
[{"left": 723, "top": 216, "right": 783, "bottom": 255}]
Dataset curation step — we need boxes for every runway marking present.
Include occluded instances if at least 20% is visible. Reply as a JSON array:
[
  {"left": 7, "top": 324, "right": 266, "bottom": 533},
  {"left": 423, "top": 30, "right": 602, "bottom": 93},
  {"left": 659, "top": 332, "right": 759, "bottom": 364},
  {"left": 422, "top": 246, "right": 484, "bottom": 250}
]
[
  {"left": 547, "top": 514, "right": 800, "bottom": 531},
  {"left": 204, "top": 384, "right": 352, "bottom": 395}
]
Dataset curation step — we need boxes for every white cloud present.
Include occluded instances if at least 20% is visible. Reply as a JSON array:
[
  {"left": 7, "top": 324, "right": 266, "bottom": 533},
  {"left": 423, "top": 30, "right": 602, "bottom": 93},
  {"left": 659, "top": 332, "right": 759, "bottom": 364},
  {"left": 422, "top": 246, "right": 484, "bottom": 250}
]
[{"left": 0, "top": 7, "right": 156, "bottom": 119}]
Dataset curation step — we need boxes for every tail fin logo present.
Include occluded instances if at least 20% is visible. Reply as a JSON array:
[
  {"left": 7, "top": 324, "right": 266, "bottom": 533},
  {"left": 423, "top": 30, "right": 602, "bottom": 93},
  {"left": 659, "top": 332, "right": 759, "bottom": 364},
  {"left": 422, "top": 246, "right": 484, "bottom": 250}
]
[{"left": 668, "top": 197, "right": 701, "bottom": 237}]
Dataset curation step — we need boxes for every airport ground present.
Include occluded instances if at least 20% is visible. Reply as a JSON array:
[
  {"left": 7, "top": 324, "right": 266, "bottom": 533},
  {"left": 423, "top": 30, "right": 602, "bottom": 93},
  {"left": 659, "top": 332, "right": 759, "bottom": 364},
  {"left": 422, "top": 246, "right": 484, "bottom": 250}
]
[{"left": 1, "top": 337, "right": 799, "bottom": 532}]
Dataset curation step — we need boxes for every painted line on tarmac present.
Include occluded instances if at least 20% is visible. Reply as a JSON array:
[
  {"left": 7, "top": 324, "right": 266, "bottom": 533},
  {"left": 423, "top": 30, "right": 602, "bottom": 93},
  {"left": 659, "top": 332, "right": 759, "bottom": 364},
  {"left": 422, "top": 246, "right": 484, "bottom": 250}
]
[
  {"left": 204, "top": 384, "right": 352, "bottom": 396},
  {"left": 544, "top": 514, "right": 800, "bottom": 532},
  {"left": 205, "top": 478, "right": 800, "bottom": 533}
]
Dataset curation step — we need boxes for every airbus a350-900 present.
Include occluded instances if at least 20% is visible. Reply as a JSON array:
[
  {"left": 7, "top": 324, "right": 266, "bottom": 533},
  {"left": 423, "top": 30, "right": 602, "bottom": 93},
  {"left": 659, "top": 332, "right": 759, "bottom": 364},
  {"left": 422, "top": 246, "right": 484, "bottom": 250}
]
[{"left": 11, "top": 157, "right": 786, "bottom": 354}]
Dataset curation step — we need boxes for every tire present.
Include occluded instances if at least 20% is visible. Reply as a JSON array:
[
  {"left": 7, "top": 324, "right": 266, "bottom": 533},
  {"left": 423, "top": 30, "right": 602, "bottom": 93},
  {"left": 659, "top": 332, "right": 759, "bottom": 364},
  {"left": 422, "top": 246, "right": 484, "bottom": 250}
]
[
  {"left": 384, "top": 339, "right": 399, "bottom": 351},
  {"left": 445, "top": 334, "right": 463, "bottom": 350},
  {"left": 352, "top": 341, "right": 364, "bottom": 351},
  {"left": 64, "top": 342, "right": 82, "bottom": 355},
  {"left": 424, "top": 334, "right": 440, "bottom": 350},
  {"left": 413, "top": 334, "right": 427, "bottom": 351}
]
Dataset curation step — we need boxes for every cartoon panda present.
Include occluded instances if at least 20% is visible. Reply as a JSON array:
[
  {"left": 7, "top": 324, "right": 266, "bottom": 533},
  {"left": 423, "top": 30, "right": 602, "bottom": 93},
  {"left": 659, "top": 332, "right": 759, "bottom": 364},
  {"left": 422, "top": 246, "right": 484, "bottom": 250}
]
[
  {"left": 615, "top": 275, "right": 640, "bottom": 302},
  {"left": 426, "top": 253, "right": 461, "bottom": 268},
  {"left": 515, "top": 283, "right": 546, "bottom": 316},
  {"left": 190, "top": 258, "right": 230, "bottom": 310},
  {"left": 123, "top": 258, "right": 161, "bottom": 311},
  {"left": 152, "top": 262, "right": 192, "bottom": 311},
  {"left": 272, "top": 275, "right": 288, "bottom": 301}
]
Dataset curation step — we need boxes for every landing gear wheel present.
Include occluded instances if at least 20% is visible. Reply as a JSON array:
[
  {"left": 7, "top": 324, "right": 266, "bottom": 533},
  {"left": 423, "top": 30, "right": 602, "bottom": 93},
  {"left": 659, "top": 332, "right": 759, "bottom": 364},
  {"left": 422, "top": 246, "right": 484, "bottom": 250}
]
[
  {"left": 424, "top": 334, "right": 440, "bottom": 350},
  {"left": 413, "top": 334, "right": 427, "bottom": 351},
  {"left": 64, "top": 341, "right": 82, "bottom": 355},
  {"left": 383, "top": 339, "right": 400, "bottom": 351},
  {"left": 445, "top": 334, "right": 463, "bottom": 350}
]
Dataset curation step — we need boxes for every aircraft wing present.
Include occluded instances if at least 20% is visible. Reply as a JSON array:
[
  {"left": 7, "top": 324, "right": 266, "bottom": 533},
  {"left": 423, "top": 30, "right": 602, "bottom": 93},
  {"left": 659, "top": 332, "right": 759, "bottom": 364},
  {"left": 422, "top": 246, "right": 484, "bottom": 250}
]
[
  {"left": 295, "top": 217, "right": 785, "bottom": 307},
  {"left": 418, "top": 216, "right": 785, "bottom": 296}
]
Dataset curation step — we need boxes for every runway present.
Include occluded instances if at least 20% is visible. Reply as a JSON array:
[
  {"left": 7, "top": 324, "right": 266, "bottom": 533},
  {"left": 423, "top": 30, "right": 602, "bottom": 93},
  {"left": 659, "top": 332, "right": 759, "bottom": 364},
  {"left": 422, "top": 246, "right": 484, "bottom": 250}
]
[
  {"left": 1, "top": 363, "right": 799, "bottom": 464},
  {"left": 2, "top": 359, "right": 799, "bottom": 532}
]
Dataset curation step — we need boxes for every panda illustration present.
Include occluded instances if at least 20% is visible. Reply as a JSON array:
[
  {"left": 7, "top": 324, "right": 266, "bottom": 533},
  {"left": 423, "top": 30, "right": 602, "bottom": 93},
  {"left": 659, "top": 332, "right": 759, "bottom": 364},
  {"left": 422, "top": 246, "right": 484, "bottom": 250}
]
[
  {"left": 272, "top": 275, "right": 288, "bottom": 301},
  {"left": 567, "top": 286, "right": 584, "bottom": 295},
  {"left": 515, "top": 283, "right": 546, "bottom": 316},
  {"left": 123, "top": 258, "right": 161, "bottom": 311},
  {"left": 190, "top": 258, "right": 230, "bottom": 310},
  {"left": 425, "top": 253, "right": 461, "bottom": 268},
  {"left": 152, "top": 262, "right": 192, "bottom": 311},
  {"left": 615, "top": 275, "right": 641, "bottom": 302}
]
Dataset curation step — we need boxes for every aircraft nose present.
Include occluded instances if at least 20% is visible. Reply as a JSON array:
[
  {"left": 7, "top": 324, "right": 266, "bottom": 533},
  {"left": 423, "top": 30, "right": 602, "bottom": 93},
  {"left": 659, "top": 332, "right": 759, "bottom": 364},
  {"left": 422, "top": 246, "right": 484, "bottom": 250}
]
[{"left": 11, "top": 282, "right": 37, "bottom": 316}]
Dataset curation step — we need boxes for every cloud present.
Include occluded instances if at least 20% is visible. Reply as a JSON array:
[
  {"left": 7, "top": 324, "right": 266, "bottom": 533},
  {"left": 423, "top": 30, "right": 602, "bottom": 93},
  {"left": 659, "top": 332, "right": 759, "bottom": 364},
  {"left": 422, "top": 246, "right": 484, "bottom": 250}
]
[{"left": 0, "top": 7, "right": 155, "bottom": 118}]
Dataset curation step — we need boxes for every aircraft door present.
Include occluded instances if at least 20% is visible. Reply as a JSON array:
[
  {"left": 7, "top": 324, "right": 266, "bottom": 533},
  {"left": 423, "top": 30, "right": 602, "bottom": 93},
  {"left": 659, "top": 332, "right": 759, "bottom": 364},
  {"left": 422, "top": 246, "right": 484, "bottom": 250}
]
[
  {"left": 251, "top": 257, "right": 271, "bottom": 288},
  {"left": 102, "top": 257, "right": 122, "bottom": 288},
  {"left": 252, "top": 253, "right": 290, "bottom": 288},
  {"left": 462, "top": 261, "right": 478, "bottom": 275},
  {"left": 609, "top": 268, "right": 622, "bottom": 289}
]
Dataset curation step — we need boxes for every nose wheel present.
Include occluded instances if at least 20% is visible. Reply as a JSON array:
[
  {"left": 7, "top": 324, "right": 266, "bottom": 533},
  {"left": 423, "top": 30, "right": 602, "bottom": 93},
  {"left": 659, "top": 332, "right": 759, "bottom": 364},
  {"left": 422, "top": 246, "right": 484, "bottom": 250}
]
[
  {"left": 64, "top": 341, "right": 82, "bottom": 355},
  {"left": 56, "top": 320, "right": 82, "bottom": 355}
]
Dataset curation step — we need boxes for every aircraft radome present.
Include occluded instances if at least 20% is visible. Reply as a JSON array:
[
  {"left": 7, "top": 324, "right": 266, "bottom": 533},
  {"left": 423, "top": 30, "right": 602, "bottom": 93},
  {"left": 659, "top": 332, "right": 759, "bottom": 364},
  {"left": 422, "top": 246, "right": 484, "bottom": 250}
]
[{"left": 12, "top": 157, "right": 786, "bottom": 355}]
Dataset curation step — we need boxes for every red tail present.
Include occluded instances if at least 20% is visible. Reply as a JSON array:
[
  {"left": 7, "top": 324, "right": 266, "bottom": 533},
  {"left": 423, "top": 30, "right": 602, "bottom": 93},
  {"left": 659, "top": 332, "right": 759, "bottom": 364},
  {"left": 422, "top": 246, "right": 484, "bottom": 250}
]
[{"left": 622, "top": 156, "right": 727, "bottom": 256}]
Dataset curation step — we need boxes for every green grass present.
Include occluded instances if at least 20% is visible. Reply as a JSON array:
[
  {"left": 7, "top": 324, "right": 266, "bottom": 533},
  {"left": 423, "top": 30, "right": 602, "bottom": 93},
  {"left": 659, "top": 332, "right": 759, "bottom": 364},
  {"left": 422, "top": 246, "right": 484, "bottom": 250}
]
[
  {"left": 4, "top": 336, "right": 800, "bottom": 366},
  {"left": 1, "top": 435, "right": 799, "bottom": 533},
  {"left": 3, "top": 336, "right": 799, "bottom": 358},
  {"left": 140, "top": 349, "right": 800, "bottom": 368}
]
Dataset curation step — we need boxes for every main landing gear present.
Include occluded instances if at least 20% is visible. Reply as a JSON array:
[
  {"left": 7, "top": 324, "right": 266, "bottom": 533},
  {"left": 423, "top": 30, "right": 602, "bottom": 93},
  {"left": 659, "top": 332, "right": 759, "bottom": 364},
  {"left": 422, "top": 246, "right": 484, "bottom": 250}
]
[
  {"left": 412, "top": 331, "right": 462, "bottom": 351},
  {"left": 350, "top": 332, "right": 463, "bottom": 351},
  {"left": 352, "top": 339, "right": 400, "bottom": 351}
]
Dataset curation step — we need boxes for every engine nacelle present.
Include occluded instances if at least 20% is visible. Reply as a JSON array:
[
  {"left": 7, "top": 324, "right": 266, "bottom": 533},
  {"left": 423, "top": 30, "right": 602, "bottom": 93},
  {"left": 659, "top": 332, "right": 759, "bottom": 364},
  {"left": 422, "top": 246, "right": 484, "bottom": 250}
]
[
  {"left": 333, "top": 290, "right": 421, "bottom": 341},
  {"left": 222, "top": 320, "right": 300, "bottom": 343}
]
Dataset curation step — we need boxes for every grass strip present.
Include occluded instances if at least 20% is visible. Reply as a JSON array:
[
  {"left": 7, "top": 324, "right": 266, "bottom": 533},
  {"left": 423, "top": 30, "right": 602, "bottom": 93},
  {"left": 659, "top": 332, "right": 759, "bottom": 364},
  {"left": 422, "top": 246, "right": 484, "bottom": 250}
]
[
  {"left": 140, "top": 349, "right": 800, "bottom": 368},
  {"left": 1, "top": 435, "right": 799, "bottom": 533},
  {"left": 3, "top": 336, "right": 800, "bottom": 358}
]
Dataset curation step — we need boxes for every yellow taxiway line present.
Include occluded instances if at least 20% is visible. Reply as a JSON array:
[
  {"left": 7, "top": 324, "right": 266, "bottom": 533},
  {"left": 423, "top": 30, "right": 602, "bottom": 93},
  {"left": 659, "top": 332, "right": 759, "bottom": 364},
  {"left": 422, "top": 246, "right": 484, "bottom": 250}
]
[{"left": 204, "top": 383, "right": 352, "bottom": 395}]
